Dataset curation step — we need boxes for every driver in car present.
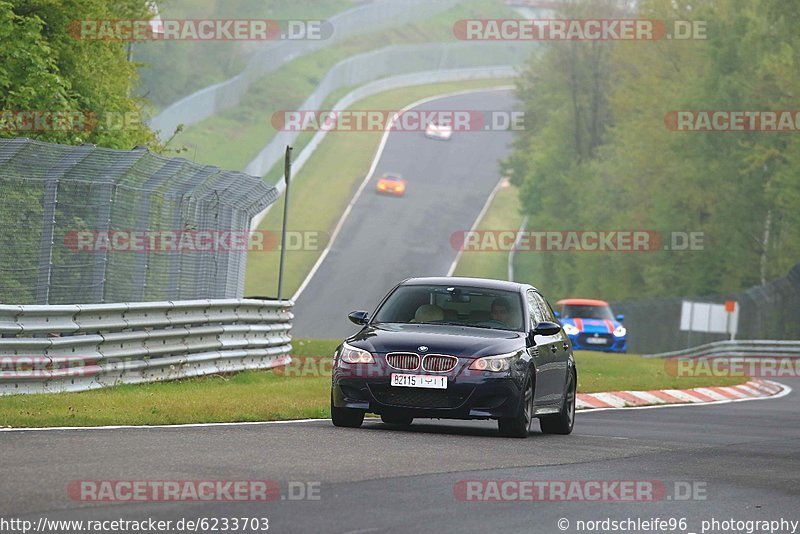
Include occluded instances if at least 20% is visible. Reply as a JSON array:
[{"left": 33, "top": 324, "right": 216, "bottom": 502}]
[{"left": 490, "top": 297, "right": 511, "bottom": 326}]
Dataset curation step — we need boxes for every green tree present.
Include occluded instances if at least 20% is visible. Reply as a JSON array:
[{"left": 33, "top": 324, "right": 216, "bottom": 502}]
[
  {"left": 1, "top": 0, "right": 158, "bottom": 149},
  {"left": 506, "top": 0, "right": 800, "bottom": 301}
]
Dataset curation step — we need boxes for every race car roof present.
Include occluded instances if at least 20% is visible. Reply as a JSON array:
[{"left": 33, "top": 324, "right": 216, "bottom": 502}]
[{"left": 556, "top": 298, "right": 610, "bottom": 306}]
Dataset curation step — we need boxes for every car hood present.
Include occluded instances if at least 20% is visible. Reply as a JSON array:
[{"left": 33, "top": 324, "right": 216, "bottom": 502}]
[
  {"left": 561, "top": 317, "right": 620, "bottom": 334},
  {"left": 347, "top": 323, "right": 525, "bottom": 359}
]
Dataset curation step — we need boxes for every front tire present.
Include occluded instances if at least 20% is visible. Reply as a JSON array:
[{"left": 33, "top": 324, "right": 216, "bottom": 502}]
[
  {"left": 540, "top": 370, "right": 576, "bottom": 435},
  {"left": 331, "top": 392, "right": 364, "bottom": 428},
  {"left": 498, "top": 378, "right": 533, "bottom": 438}
]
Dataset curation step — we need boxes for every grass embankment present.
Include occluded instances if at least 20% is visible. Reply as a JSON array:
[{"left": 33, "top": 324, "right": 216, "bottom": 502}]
[
  {"left": 452, "top": 181, "right": 525, "bottom": 281},
  {"left": 0, "top": 340, "right": 746, "bottom": 428}
]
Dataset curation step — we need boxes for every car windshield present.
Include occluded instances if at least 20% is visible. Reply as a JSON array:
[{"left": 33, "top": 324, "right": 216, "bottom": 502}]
[
  {"left": 560, "top": 304, "right": 614, "bottom": 321},
  {"left": 372, "top": 285, "right": 524, "bottom": 331},
  {"left": 381, "top": 174, "right": 402, "bottom": 181}
]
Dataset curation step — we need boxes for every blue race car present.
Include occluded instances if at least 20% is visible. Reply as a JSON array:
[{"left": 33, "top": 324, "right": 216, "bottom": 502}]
[{"left": 555, "top": 299, "right": 627, "bottom": 353}]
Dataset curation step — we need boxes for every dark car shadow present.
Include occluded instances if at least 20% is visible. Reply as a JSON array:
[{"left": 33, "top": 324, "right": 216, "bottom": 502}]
[{"left": 360, "top": 418, "right": 551, "bottom": 439}]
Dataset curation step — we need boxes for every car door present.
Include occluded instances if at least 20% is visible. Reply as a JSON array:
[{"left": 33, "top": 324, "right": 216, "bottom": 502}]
[
  {"left": 526, "top": 290, "right": 557, "bottom": 403},
  {"left": 535, "top": 292, "right": 570, "bottom": 399},
  {"left": 529, "top": 290, "right": 567, "bottom": 403}
]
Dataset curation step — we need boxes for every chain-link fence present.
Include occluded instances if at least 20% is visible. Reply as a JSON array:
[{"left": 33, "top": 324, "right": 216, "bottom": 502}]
[
  {"left": 149, "top": 0, "right": 459, "bottom": 140},
  {"left": 612, "top": 263, "right": 800, "bottom": 354},
  {"left": 0, "top": 138, "right": 277, "bottom": 305}
]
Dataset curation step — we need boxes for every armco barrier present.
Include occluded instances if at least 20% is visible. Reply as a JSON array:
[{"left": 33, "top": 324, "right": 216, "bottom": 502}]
[
  {"left": 244, "top": 41, "right": 537, "bottom": 180},
  {"left": 149, "top": 0, "right": 458, "bottom": 139},
  {"left": 249, "top": 64, "right": 521, "bottom": 230},
  {"left": 0, "top": 299, "right": 292, "bottom": 395},
  {"left": 643, "top": 339, "right": 800, "bottom": 359}
]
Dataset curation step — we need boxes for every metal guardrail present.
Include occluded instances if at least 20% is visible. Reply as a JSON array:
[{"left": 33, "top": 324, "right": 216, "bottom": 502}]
[
  {"left": 0, "top": 299, "right": 292, "bottom": 395},
  {"left": 249, "top": 64, "right": 522, "bottom": 230},
  {"left": 149, "top": 0, "right": 458, "bottom": 139},
  {"left": 245, "top": 40, "right": 538, "bottom": 179},
  {"left": 644, "top": 339, "right": 800, "bottom": 359}
]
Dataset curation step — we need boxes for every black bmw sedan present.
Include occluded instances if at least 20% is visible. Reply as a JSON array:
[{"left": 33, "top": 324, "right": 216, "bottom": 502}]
[{"left": 330, "top": 277, "right": 576, "bottom": 437}]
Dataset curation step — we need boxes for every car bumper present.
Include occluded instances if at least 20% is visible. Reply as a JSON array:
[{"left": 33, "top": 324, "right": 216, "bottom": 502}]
[
  {"left": 376, "top": 187, "right": 404, "bottom": 196},
  {"left": 332, "top": 364, "right": 524, "bottom": 419},
  {"left": 567, "top": 333, "right": 627, "bottom": 353}
]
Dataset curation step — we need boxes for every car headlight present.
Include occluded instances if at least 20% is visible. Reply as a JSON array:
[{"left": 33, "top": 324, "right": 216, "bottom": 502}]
[
  {"left": 563, "top": 324, "right": 579, "bottom": 336},
  {"left": 468, "top": 351, "right": 521, "bottom": 372},
  {"left": 613, "top": 325, "right": 627, "bottom": 337},
  {"left": 339, "top": 342, "right": 375, "bottom": 364}
]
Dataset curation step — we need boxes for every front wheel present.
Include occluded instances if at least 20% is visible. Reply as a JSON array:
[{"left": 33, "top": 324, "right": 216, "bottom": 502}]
[
  {"left": 540, "top": 371, "right": 576, "bottom": 435},
  {"left": 498, "top": 378, "right": 533, "bottom": 438},
  {"left": 331, "top": 392, "right": 364, "bottom": 428}
]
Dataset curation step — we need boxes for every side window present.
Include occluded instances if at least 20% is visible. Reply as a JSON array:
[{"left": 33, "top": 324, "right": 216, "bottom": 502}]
[
  {"left": 527, "top": 290, "right": 544, "bottom": 327},
  {"left": 533, "top": 292, "right": 555, "bottom": 322}
]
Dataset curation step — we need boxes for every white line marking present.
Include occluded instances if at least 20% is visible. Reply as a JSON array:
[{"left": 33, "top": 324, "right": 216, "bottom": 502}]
[
  {"left": 0, "top": 418, "right": 333, "bottom": 433},
  {"left": 293, "top": 86, "right": 514, "bottom": 301},
  {"left": 447, "top": 177, "right": 506, "bottom": 276},
  {"left": 2, "top": 381, "right": 789, "bottom": 432}
]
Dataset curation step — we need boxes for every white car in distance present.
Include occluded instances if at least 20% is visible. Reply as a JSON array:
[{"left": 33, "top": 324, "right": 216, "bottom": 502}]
[{"left": 424, "top": 121, "right": 453, "bottom": 140}]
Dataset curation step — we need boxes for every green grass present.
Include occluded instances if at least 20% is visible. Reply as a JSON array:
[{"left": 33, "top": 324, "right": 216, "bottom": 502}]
[
  {"left": 452, "top": 181, "right": 525, "bottom": 280},
  {"left": 169, "top": 0, "right": 517, "bottom": 170},
  {"left": 0, "top": 341, "right": 746, "bottom": 428},
  {"left": 243, "top": 78, "right": 515, "bottom": 298},
  {"left": 575, "top": 351, "right": 744, "bottom": 393}
]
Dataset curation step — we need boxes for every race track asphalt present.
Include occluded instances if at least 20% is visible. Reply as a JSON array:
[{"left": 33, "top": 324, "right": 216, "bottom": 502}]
[
  {"left": 3, "top": 379, "right": 797, "bottom": 534},
  {"left": 291, "top": 89, "right": 516, "bottom": 339}
]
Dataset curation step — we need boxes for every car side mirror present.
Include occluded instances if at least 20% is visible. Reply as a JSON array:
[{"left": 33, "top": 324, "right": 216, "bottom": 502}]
[
  {"left": 348, "top": 310, "right": 369, "bottom": 325},
  {"left": 533, "top": 321, "right": 561, "bottom": 336},
  {"left": 616, "top": 314, "right": 624, "bottom": 322},
  {"left": 527, "top": 321, "right": 562, "bottom": 345}
]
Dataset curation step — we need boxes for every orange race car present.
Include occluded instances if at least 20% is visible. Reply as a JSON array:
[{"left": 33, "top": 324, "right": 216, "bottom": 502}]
[{"left": 375, "top": 172, "right": 406, "bottom": 196}]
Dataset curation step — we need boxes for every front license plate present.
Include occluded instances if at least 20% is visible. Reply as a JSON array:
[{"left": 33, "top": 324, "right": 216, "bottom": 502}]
[
  {"left": 586, "top": 337, "right": 608, "bottom": 345},
  {"left": 390, "top": 373, "right": 447, "bottom": 389}
]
